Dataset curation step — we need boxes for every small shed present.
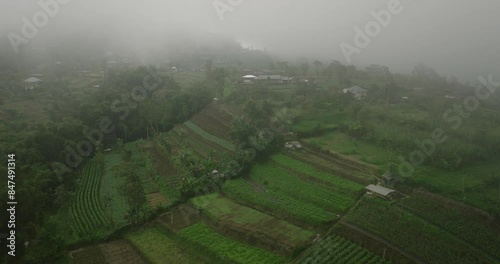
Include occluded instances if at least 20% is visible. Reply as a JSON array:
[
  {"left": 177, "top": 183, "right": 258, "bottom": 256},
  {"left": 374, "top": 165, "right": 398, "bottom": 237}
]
[
  {"left": 365, "top": 184, "right": 396, "bottom": 198},
  {"left": 343, "top": 86, "right": 367, "bottom": 98},
  {"left": 24, "top": 77, "right": 42, "bottom": 90}
]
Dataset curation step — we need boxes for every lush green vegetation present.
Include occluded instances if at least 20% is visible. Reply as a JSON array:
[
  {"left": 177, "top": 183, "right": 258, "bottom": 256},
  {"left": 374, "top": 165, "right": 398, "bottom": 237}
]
[
  {"left": 2, "top": 32, "right": 500, "bottom": 263},
  {"left": 71, "top": 246, "right": 107, "bottom": 264},
  {"left": 184, "top": 120, "right": 236, "bottom": 151},
  {"left": 127, "top": 227, "right": 204, "bottom": 264},
  {"left": 99, "top": 153, "right": 128, "bottom": 227},
  {"left": 271, "top": 154, "right": 365, "bottom": 192},
  {"left": 398, "top": 192, "right": 500, "bottom": 259},
  {"left": 191, "top": 193, "right": 314, "bottom": 246},
  {"left": 177, "top": 223, "right": 286, "bottom": 264},
  {"left": 69, "top": 159, "right": 110, "bottom": 238},
  {"left": 223, "top": 160, "right": 362, "bottom": 225},
  {"left": 345, "top": 197, "right": 496, "bottom": 264},
  {"left": 295, "top": 235, "right": 390, "bottom": 264}
]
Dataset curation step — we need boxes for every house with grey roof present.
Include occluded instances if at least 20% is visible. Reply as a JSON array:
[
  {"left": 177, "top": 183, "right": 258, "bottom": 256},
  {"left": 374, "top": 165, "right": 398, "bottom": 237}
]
[
  {"left": 343, "top": 85, "right": 367, "bottom": 98},
  {"left": 24, "top": 77, "right": 43, "bottom": 90}
]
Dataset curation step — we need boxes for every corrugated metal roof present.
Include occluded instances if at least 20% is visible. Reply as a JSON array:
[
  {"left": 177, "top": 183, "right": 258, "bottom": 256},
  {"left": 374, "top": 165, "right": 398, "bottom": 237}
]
[{"left": 365, "top": 184, "right": 395, "bottom": 196}]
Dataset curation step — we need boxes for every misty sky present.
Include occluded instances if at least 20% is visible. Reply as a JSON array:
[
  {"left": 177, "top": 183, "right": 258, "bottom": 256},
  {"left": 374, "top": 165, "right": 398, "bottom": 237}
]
[{"left": 1, "top": 0, "right": 499, "bottom": 82}]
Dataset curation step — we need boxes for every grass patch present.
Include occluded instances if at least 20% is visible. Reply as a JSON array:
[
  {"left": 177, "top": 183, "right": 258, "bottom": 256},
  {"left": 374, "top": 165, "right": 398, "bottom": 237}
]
[{"left": 178, "top": 223, "right": 286, "bottom": 264}]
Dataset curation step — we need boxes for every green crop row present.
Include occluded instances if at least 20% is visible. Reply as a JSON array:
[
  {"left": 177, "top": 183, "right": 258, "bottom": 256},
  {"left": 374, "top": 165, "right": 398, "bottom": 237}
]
[
  {"left": 251, "top": 162, "right": 357, "bottom": 213},
  {"left": 223, "top": 178, "right": 336, "bottom": 225},
  {"left": 272, "top": 154, "right": 364, "bottom": 192},
  {"left": 178, "top": 223, "right": 285, "bottom": 264},
  {"left": 184, "top": 121, "right": 236, "bottom": 152},
  {"left": 398, "top": 194, "right": 500, "bottom": 259},
  {"left": 295, "top": 235, "right": 390, "bottom": 264},
  {"left": 345, "top": 197, "right": 496, "bottom": 264},
  {"left": 71, "top": 159, "right": 110, "bottom": 235},
  {"left": 191, "top": 194, "right": 314, "bottom": 244},
  {"left": 99, "top": 154, "right": 128, "bottom": 227},
  {"left": 127, "top": 227, "right": 203, "bottom": 264}
]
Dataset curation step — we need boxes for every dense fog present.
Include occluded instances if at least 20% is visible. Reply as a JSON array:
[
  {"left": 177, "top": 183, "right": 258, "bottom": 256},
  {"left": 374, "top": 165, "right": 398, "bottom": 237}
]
[{"left": 1, "top": 0, "right": 499, "bottom": 82}]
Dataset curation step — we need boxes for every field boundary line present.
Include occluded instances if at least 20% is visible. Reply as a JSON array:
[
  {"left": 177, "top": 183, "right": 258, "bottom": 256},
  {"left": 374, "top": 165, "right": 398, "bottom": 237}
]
[{"left": 339, "top": 221, "right": 426, "bottom": 264}]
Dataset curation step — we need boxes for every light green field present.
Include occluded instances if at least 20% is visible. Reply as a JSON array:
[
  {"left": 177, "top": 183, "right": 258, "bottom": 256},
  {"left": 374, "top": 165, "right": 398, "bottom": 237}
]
[
  {"left": 191, "top": 193, "right": 314, "bottom": 245},
  {"left": 178, "top": 223, "right": 286, "bottom": 264},
  {"left": 127, "top": 227, "right": 205, "bottom": 264},
  {"left": 305, "top": 131, "right": 500, "bottom": 213},
  {"left": 304, "top": 132, "right": 397, "bottom": 166}
]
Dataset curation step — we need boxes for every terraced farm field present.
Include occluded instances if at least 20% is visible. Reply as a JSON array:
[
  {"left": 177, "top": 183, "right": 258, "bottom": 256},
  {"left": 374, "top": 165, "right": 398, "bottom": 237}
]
[
  {"left": 71, "top": 246, "right": 107, "bottom": 264},
  {"left": 99, "top": 154, "right": 128, "bottom": 227},
  {"left": 223, "top": 159, "right": 362, "bottom": 226},
  {"left": 190, "top": 105, "right": 233, "bottom": 140},
  {"left": 286, "top": 148, "right": 375, "bottom": 184},
  {"left": 294, "top": 235, "right": 391, "bottom": 264},
  {"left": 127, "top": 227, "right": 206, "bottom": 264},
  {"left": 271, "top": 154, "right": 365, "bottom": 193},
  {"left": 177, "top": 223, "right": 286, "bottom": 264},
  {"left": 345, "top": 196, "right": 497, "bottom": 264},
  {"left": 170, "top": 124, "right": 228, "bottom": 157},
  {"left": 184, "top": 120, "right": 236, "bottom": 152},
  {"left": 398, "top": 191, "right": 500, "bottom": 260},
  {"left": 190, "top": 193, "right": 314, "bottom": 252},
  {"left": 70, "top": 159, "right": 110, "bottom": 236},
  {"left": 99, "top": 240, "right": 146, "bottom": 264}
]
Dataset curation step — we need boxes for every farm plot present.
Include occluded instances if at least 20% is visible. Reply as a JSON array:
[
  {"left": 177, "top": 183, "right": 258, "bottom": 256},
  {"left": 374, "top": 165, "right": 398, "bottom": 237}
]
[
  {"left": 250, "top": 163, "right": 358, "bottom": 213},
  {"left": 398, "top": 192, "right": 500, "bottom": 260},
  {"left": 223, "top": 178, "right": 335, "bottom": 225},
  {"left": 142, "top": 141, "right": 180, "bottom": 198},
  {"left": 222, "top": 161, "right": 358, "bottom": 225},
  {"left": 157, "top": 205, "right": 201, "bottom": 231},
  {"left": 173, "top": 124, "right": 227, "bottom": 157},
  {"left": 286, "top": 149, "right": 375, "bottom": 184},
  {"left": 190, "top": 194, "right": 314, "bottom": 249},
  {"left": 99, "top": 154, "right": 128, "bottom": 228},
  {"left": 271, "top": 154, "right": 364, "bottom": 193},
  {"left": 184, "top": 121, "right": 236, "bottom": 152},
  {"left": 70, "top": 246, "right": 107, "bottom": 264},
  {"left": 70, "top": 159, "right": 110, "bottom": 236},
  {"left": 99, "top": 240, "right": 146, "bottom": 264},
  {"left": 178, "top": 223, "right": 286, "bottom": 264},
  {"left": 344, "top": 197, "right": 496, "bottom": 264},
  {"left": 126, "top": 227, "right": 206, "bottom": 264},
  {"left": 294, "top": 235, "right": 390, "bottom": 264},
  {"left": 129, "top": 143, "right": 158, "bottom": 194},
  {"left": 190, "top": 109, "right": 232, "bottom": 140},
  {"left": 146, "top": 193, "right": 170, "bottom": 208}
]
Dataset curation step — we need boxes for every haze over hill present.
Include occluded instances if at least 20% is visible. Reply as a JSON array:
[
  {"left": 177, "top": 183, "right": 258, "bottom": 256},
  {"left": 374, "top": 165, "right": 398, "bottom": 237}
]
[{"left": 1, "top": 0, "right": 499, "bottom": 82}]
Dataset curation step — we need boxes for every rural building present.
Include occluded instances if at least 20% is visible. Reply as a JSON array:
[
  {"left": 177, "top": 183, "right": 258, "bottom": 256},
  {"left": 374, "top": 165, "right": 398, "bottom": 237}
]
[
  {"left": 343, "top": 86, "right": 367, "bottom": 98},
  {"left": 242, "top": 75, "right": 257, "bottom": 84},
  {"left": 285, "top": 141, "right": 303, "bottom": 150},
  {"left": 255, "top": 75, "right": 293, "bottom": 84},
  {"left": 365, "top": 184, "right": 396, "bottom": 198},
  {"left": 24, "top": 77, "right": 43, "bottom": 90}
]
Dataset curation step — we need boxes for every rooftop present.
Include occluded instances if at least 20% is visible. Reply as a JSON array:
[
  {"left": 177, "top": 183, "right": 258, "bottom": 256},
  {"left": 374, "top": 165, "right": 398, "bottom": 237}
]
[
  {"left": 24, "top": 77, "right": 43, "bottom": 83},
  {"left": 365, "top": 184, "right": 396, "bottom": 197}
]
